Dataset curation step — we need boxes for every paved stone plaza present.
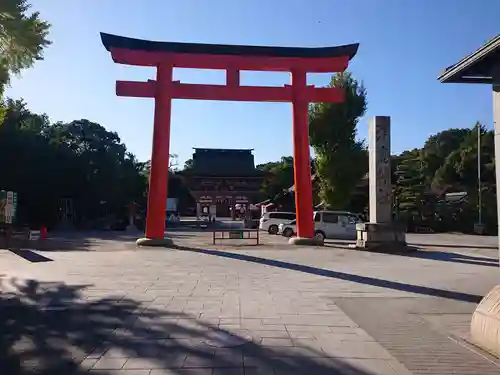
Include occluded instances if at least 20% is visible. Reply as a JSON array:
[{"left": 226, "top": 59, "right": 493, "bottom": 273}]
[{"left": 1, "top": 230, "right": 500, "bottom": 374}]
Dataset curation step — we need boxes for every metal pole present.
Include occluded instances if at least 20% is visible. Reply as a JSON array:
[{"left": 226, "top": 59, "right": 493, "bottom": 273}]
[{"left": 477, "top": 123, "right": 482, "bottom": 225}]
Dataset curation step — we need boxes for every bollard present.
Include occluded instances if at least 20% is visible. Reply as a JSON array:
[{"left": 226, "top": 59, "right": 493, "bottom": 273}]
[{"left": 40, "top": 226, "right": 47, "bottom": 240}]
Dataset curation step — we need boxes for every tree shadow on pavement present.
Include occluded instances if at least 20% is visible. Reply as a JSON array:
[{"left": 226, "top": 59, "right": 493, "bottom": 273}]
[
  {"left": 40, "top": 231, "right": 198, "bottom": 252},
  {"left": 176, "top": 246, "right": 484, "bottom": 304},
  {"left": 408, "top": 242, "right": 498, "bottom": 250},
  {"left": 0, "top": 277, "right": 376, "bottom": 375},
  {"left": 404, "top": 249, "right": 498, "bottom": 268}
]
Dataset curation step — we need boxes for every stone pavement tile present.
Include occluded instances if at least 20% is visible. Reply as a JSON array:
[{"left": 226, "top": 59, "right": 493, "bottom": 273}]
[
  {"left": 183, "top": 351, "right": 242, "bottom": 369},
  {"left": 213, "top": 368, "right": 244, "bottom": 375},
  {"left": 337, "top": 297, "right": 500, "bottom": 374},
  {"left": 201, "top": 311, "right": 225, "bottom": 319},
  {"left": 151, "top": 370, "right": 213, "bottom": 375},
  {"left": 78, "top": 358, "right": 99, "bottom": 371},
  {"left": 269, "top": 346, "right": 326, "bottom": 358},
  {"left": 341, "top": 358, "right": 406, "bottom": 375},
  {"left": 86, "top": 347, "right": 108, "bottom": 359},
  {"left": 214, "top": 348, "right": 243, "bottom": 367},
  {"left": 243, "top": 356, "right": 262, "bottom": 367},
  {"left": 219, "top": 311, "right": 240, "bottom": 318},
  {"left": 261, "top": 338, "right": 294, "bottom": 347},
  {"left": 286, "top": 331, "right": 315, "bottom": 339},
  {"left": 219, "top": 324, "right": 241, "bottom": 331},
  {"left": 286, "top": 324, "right": 332, "bottom": 332},
  {"left": 241, "top": 319, "right": 284, "bottom": 330},
  {"left": 133, "top": 342, "right": 169, "bottom": 358},
  {"left": 91, "top": 356, "right": 128, "bottom": 370},
  {"left": 251, "top": 330, "right": 290, "bottom": 339},
  {"left": 241, "top": 311, "right": 282, "bottom": 319},
  {"left": 387, "top": 359, "right": 414, "bottom": 375},
  {"left": 219, "top": 318, "right": 240, "bottom": 325},
  {"left": 162, "top": 338, "right": 202, "bottom": 348},
  {"left": 244, "top": 368, "right": 275, "bottom": 375},
  {"left": 291, "top": 338, "right": 323, "bottom": 349},
  {"left": 200, "top": 317, "right": 221, "bottom": 326},
  {"left": 102, "top": 347, "right": 130, "bottom": 358},
  {"left": 280, "top": 315, "right": 357, "bottom": 327},
  {"left": 320, "top": 341, "right": 393, "bottom": 360},
  {"left": 261, "top": 318, "right": 283, "bottom": 325},
  {"left": 123, "top": 357, "right": 167, "bottom": 369},
  {"left": 90, "top": 370, "right": 151, "bottom": 375},
  {"left": 271, "top": 356, "right": 345, "bottom": 375},
  {"left": 184, "top": 356, "right": 216, "bottom": 368},
  {"left": 315, "top": 329, "right": 376, "bottom": 343}
]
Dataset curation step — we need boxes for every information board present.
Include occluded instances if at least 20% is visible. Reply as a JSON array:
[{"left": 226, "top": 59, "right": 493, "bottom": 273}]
[{"left": 0, "top": 190, "right": 18, "bottom": 224}]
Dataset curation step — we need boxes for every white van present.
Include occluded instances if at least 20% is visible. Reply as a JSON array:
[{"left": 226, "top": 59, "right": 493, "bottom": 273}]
[
  {"left": 259, "top": 211, "right": 296, "bottom": 234},
  {"left": 278, "top": 210, "right": 360, "bottom": 240}
]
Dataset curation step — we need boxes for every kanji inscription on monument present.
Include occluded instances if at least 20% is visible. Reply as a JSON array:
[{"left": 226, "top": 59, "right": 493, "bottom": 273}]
[{"left": 369, "top": 116, "right": 392, "bottom": 224}]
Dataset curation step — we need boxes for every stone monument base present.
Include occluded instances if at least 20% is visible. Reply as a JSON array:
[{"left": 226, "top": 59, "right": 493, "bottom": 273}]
[
  {"left": 471, "top": 285, "right": 500, "bottom": 358},
  {"left": 352, "top": 222, "right": 408, "bottom": 253},
  {"left": 136, "top": 237, "right": 174, "bottom": 247},
  {"left": 288, "top": 237, "right": 324, "bottom": 246}
]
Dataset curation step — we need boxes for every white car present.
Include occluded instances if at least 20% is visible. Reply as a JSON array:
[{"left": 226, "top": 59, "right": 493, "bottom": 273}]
[
  {"left": 278, "top": 210, "right": 361, "bottom": 240},
  {"left": 259, "top": 211, "right": 296, "bottom": 234}
]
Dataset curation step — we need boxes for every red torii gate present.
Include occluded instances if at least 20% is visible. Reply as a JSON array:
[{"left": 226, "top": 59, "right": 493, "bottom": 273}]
[{"left": 101, "top": 33, "right": 359, "bottom": 245}]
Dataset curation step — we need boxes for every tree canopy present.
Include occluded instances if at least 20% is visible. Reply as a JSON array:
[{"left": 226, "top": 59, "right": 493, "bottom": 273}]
[
  {"left": 0, "top": 99, "right": 147, "bottom": 227},
  {"left": 256, "top": 156, "right": 294, "bottom": 200},
  {"left": 309, "top": 72, "right": 368, "bottom": 209},
  {"left": 392, "top": 123, "right": 497, "bottom": 233},
  {"left": 0, "top": 0, "right": 50, "bottom": 122}
]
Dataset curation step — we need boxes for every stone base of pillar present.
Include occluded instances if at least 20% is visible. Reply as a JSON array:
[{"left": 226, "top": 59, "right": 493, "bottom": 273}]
[
  {"left": 136, "top": 237, "right": 174, "bottom": 247},
  {"left": 352, "top": 222, "right": 409, "bottom": 253},
  {"left": 288, "top": 237, "right": 324, "bottom": 246},
  {"left": 471, "top": 285, "right": 500, "bottom": 357}
]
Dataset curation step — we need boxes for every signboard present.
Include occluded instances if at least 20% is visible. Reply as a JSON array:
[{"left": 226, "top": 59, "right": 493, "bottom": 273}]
[
  {"left": 229, "top": 230, "right": 244, "bottom": 239},
  {"left": 0, "top": 190, "right": 17, "bottom": 225},
  {"left": 29, "top": 230, "right": 41, "bottom": 241}
]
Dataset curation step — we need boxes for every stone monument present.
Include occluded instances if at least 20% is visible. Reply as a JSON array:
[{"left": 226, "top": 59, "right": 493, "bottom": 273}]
[{"left": 354, "top": 116, "right": 406, "bottom": 251}]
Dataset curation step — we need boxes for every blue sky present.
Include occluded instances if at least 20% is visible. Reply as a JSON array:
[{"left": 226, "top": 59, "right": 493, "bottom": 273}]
[{"left": 6, "top": 0, "right": 500, "bottom": 166}]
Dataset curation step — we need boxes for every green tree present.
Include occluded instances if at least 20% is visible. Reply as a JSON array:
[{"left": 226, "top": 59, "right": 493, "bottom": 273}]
[
  {"left": 309, "top": 72, "right": 368, "bottom": 209},
  {"left": 183, "top": 158, "right": 194, "bottom": 171},
  {"left": 394, "top": 149, "right": 426, "bottom": 215},
  {"left": 431, "top": 123, "right": 497, "bottom": 230},
  {"left": 0, "top": 0, "right": 51, "bottom": 99},
  {"left": 421, "top": 128, "right": 471, "bottom": 188},
  {"left": 257, "top": 156, "right": 294, "bottom": 200},
  {"left": 389, "top": 122, "right": 497, "bottom": 233},
  {"left": 0, "top": 100, "right": 148, "bottom": 227},
  {"left": 431, "top": 124, "right": 493, "bottom": 192}
]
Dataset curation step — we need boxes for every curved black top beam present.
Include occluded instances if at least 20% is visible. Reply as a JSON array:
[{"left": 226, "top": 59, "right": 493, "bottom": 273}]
[{"left": 101, "top": 33, "right": 359, "bottom": 60}]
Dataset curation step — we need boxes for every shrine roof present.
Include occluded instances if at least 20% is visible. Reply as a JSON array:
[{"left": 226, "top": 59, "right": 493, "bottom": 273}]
[
  {"left": 439, "top": 35, "right": 500, "bottom": 84},
  {"left": 101, "top": 33, "right": 359, "bottom": 59},
  {"left": 181, "top": 148, "right": 264, "bottom": 177}
]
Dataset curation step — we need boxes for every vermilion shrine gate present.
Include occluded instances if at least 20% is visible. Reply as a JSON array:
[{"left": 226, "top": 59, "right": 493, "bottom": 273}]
[{"left": 101, "top": 33, "right": 358, "bottom": 245}]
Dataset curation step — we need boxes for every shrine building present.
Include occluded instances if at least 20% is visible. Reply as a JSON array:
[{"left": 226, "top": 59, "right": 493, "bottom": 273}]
[{"left": 179, "top": 148, "right": 264, "bottom": 219}]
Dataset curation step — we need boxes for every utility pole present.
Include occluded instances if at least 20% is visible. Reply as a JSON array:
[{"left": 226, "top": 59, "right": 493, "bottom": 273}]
[{"left": 477, "top": 123, "right": 482, "bottom": 225}]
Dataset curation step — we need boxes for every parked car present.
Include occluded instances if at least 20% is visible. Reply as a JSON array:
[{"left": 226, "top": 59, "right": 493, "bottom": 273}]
[
  {"left": 278, "top": 210, "right": 361, "bottom": 240},
  {"left": 259, "top": 211, "right": 296, "bottom": 234}
]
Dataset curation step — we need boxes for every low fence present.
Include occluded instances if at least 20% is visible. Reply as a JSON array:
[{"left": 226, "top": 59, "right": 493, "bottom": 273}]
[{"left": 212, "top": 229, "right": 260, "bottom": 245}]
